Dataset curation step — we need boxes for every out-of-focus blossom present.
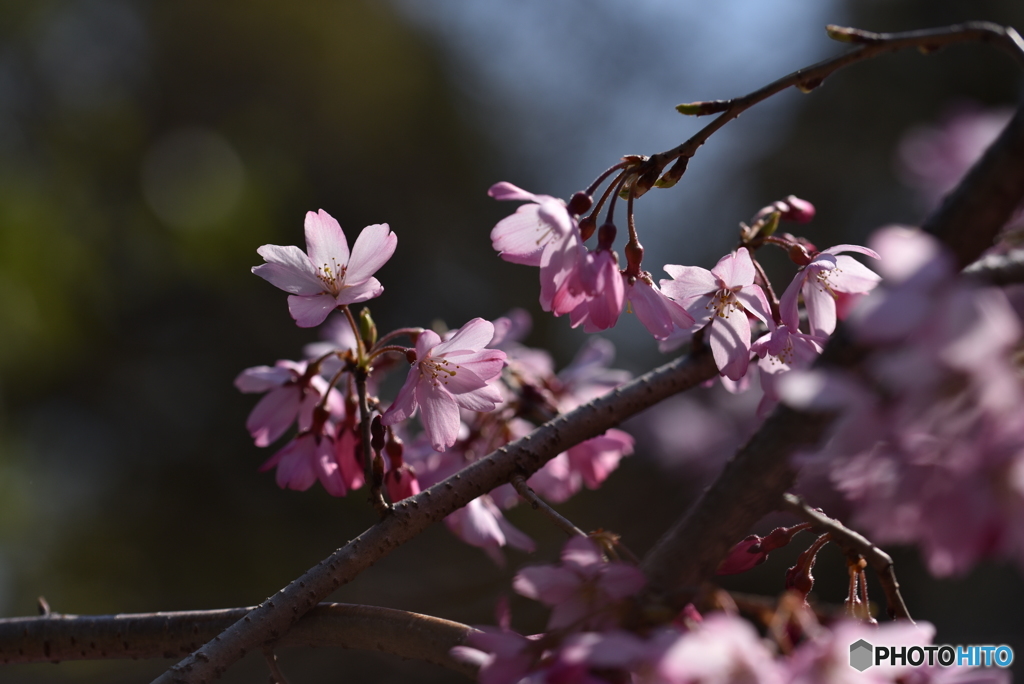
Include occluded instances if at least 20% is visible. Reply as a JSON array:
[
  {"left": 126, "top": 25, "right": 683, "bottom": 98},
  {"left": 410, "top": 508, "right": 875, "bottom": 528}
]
[
  {"left": 656, "top": 613, "right": 784, "bottom": 684},
  {"left": 661, "top": 248, "right": 771, "bottom": 380},
  {"left": 253, "top": 209, "right": 397, "bottom": 327},
  {"left": 513, "top": 536, "right": 645, "bottom": 630},
  {"left": 446, "top": 495, "right": 536, "bottom": 566},
  {"left": 382, "top": 318, "right": 506, "bottom": 452}
]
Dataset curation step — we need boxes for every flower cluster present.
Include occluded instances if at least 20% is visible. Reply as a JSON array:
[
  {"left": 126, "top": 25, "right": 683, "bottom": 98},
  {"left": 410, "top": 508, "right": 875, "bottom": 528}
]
[
  {"left": 239, "top": 210, "right": 635, "bottom": 562},
  {"left": 783, "top": 226, "right": 1024, "bottom": 577},
  {"left": 490, "top": 181, "right": 881, "bottom": 412},
  {"left": 454, "top": 537, "right": 1005, "bottom": 684}
]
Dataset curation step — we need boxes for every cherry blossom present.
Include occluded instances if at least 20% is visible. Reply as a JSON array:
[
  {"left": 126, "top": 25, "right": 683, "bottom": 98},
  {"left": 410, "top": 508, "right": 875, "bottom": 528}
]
[
  {"left": 381, "top": 318, "right": 506, "bottom": 452},
  {"left": 252, "top": 209, "right": 397, "bottom": 327},
  {"left": 234, "top": 360, "right": 341, "bottom": 447},
  {"left": 661, "top": 248, "right": 772, "bottom": 380},
  {"left": 513, "top": 536, "right": 645, "bottom": 630},
  {"left": 623, "top": 274, "right": 695, "bottom": 340},
  {"left": 778, "top": 244, "right": 881, "bottom": 337}
]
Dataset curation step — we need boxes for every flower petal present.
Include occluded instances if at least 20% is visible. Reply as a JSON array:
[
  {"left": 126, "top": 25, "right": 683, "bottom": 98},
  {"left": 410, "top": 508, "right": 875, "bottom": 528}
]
[
  {"left": 287, "top": 293, "right": 339, "bottom": 328},
  {"left": 661, "top": 265, "right": 718, "bottom": 304},
  {"left": 417, "top": 379, "right": 462, "bottom": 451},
  {"left": 333, "top": 277, "right": 384, "bottom": 306},
  {"left": 345, "top": 223, "right": 397, "bottom": 283},
  {"left": 709, "top": 306, "right": 751, "bottom": 380},
  {"left": 253, "top": 245, "right": 324, "bottom": 295},
  {"left": 304, "top": 209, "right": 350, "bottom": 274},
  {"left": 434, "top": 318, "right": 495, "bottom": 356}
]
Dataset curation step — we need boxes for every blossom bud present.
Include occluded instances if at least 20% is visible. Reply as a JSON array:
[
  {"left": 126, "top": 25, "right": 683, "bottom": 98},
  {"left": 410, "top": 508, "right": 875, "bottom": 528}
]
[
  {"left": 597, "top": 221, "right": 617, "bottom": 250},
  {"left": 567, "top": 191, "right": 593, "bottom": 216},
  {"left": 779, "top": 195, "right": 815, "bottom": 223},
  {"left": 370, "top": 415, "right": 386, "bottom": 453},
  {"left": 625, "top": 240, "right": 644, "bottom": 277},
  {"left": 385, "top": 431, "right": 404, "bottom": 464},
  {"left": 579, "top": 214, "right": 598, "bottom": 242},
  {"left": 359, "top": 307, "right": 377, "bottom": 349},
  {"left": 372, "top": 452, "right": 386, "bottom": 488},
  {"left": 788, "top": 243, "right": 813, "bottom": 266}
]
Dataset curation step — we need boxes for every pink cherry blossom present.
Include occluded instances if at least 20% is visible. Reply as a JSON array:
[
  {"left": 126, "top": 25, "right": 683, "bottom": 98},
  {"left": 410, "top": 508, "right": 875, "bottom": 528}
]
[
  {"left": 566, "top": 249, "right": 625, "bottom": 332},
  {"left": 382, "top": 318, "right": 506, "bottom": 452},
  {"left": 623, "top": 274, "right": 696, "bottom": 340},
  {"left": 513, "top": 536, "right": 645, "bottom": 630},
  {"left": 445, "top": 495, "right": 536, "bottom": 566},
  {"left": 778, "top": 244, "right": 881, "bottom": 337},
  {"left": 252, "top": 209, "right": 397, "bottom": 327},
  {"left": 661, "top": 248, "right": 772, "bottom": 380},
  {"left": 234, "top": 360, "right": 341, "bottom": 447}
]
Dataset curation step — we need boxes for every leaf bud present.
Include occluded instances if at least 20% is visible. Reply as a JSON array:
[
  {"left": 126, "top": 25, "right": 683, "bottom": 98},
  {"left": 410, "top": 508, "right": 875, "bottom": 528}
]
[
  {"left": 359, "top": 307, "right": 378, "bottom": 349},
  {"left": 567, "top": 191, "right": 593, "bottom": 216},
  {"left": 655, "top": 156, "right": 689, "bottom": 188}
]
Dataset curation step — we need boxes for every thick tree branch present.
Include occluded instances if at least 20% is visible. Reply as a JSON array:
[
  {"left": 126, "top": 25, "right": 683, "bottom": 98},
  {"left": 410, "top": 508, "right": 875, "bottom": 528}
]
[
  {"left": 962, "top": 247, "right": 1024, "bottom": 284},
  {"left": 152, "top": 352, "right": 718, "bottom": 683},
  {"left": 0, "top": 603, "right": 477, "bottom": 678},
  {"left": 641, "top": 101, "right": 1024, "bottom": 601}
]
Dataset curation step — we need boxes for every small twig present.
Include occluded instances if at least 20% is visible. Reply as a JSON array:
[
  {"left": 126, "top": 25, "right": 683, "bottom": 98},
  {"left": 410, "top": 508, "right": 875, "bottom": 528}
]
[
  {"left": 641, "top": 22, "right": 1024, "bottom": 187},
  {"left": 263, "top": 647, "right": 292, "bottom": 684},
  {"left": 510, "top": 474, "right": 587, "bottom": 538},
  {"left": 780, "top": 493, "right": 913, "bottom": 622}
]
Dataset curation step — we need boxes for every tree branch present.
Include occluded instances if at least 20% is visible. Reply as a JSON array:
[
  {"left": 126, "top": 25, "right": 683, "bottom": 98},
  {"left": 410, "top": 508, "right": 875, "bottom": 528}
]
[
  {"left": 640, "top": 101, "right": 1024, "bottom": 602},
  {"left": 0, "top": 603, "right": 477, "bottom": 678},
  {"left": 779, "top": 493, "right": 913, "bottom": 622},
  {"left": 152, "top": 352, "right": 718, "bottom": 683},
  {"left": 642, "top": 22, "right": 1024, "bottom": 187},
  {"left": 962, "top": 247, "right": 1024, "bottom": 285}
]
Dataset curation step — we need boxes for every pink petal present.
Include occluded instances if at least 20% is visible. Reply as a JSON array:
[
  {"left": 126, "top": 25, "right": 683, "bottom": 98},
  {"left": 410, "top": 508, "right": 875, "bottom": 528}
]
[
  {"left": 270, "top": 437, "right": 318, "bottom": 491},
  {"left": 381, "top": 366, "right": 420, "bottom": 425},
  {"left": 709, "top": 306, "right": 751, "bottom": 380},
  {"left": 246, "top": 385, "right": 302, "bottom": 447},
  {"left": 332, "top": 276, "right": 384, "bottom": 306},
  {"left": 453, "top": 383, "right": 504, "bottom": 413},
  {"left": 734, "top": 285, "right": 771, "bottom": 324},
  {"left": 711, "top": 247, "right": 756, "bottom": 287},
  {"left": 491, "top": 205, "right": 551, "bottom": 266},
  {"left": 434, "top": 318, "right": 494, "bottom": 356},
  {"left": 345, "top": 223, "right": 397, "bottom": 283},
  {"left": 513, "top": 565, "right": 580, "bottom": 604},
  {"left": 777, "top": 272, "right": 806, "bottom": 330},
  {"left": 802, "top": 280, "right": 837, "bottom": 337},
  {"left": 488, "top": 181, "right": 539, "bottom": 202},
  {"left": 304, "top": 209, "right": 350, "bottom": 274},
  {"left": 830, "top": 254, "right": 882, "bottom": 293},
  {"left": 253, "top": 245, "right": 324, "bottom": 295},
  {"left": 234, "top": 365, "right": 295, "bottom": 393},
  {"left": 417, "top": 380, "right": 462, "bottom": 451},
  {"left": 313, "top": 437, "right": 349, "bottom": 497},
  {"left": 660, "top": 265, "right": 718, "bottom": 304},
  {"left": 823, "top": 243, "right": 881, "bottom": 260},
  {"left": 287, "top": 293, "right": 339, "bottom": 328}
]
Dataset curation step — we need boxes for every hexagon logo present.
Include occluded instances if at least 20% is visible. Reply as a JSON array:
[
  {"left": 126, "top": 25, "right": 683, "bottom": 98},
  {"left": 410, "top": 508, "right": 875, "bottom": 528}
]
[{"left": 850, "top": 639, "right": 873, "bottom": 672}]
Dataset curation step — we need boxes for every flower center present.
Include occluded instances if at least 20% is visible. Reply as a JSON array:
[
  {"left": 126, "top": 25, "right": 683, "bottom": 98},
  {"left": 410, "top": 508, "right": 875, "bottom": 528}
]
[
  {"left": 707, "top": 288, "right": 741, "bottom": 318},
  {"left": 316, "top": 257, "right": 348, "bottom": 294},
  {"left": 812, "top": 268, "right": 839, "bottom": 300},
  {"left": 418, "top": 357, "right": 461, "bottom": 387}
]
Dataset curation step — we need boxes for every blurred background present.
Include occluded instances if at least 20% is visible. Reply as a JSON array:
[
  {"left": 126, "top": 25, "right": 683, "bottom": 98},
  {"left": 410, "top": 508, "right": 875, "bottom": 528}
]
[{"left": 1, "top": 0, "right": 1023, "bottom": 681}]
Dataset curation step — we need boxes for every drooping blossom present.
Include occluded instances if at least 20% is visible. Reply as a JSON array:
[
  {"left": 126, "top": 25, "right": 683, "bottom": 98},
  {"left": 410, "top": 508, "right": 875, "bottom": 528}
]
[
  {"left": 445, "top": 495, "right": 536, "bottom": 566},
  {"left": 513, "top": 536, "right": 645, "bottom": 631},
  {"left": 234, "top": 360, "right": 342, "bottom": 447},
  {"left": 661, "top": 248, "right": 772, "bottom": 380},
  {"left": 381, "top": 318, "right": 506, "bottom": 452},
  {"left": 566, "top": 249, "right": 625, "bottom": 332},
  {"left": 253, "top": 209, "right": 397, "bottom": 327},
  {"left": 779, "top": 244, "right": 881, "bottom": 337},
  {"left": 750, "top": 317, "right": 826, "bottom": 417},
  {"left": 623, "top": 274, "right": 695, "bottom": 340},
  {"left": 257, "top": 406, "right": 351, "bottom": 497}
]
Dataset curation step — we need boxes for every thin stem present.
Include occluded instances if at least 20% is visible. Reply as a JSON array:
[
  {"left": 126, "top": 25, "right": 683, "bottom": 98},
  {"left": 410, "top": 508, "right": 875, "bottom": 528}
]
[
  {"left": 750, "top": 256, "right": 780, "bottom": 324},
  {"left": 367, "top": 345, "right": 412, "bottom": 365},
  {"left": 780, "top": 493, "right": 913, "bottom": 622},
  {"left": 263, "top": 647, "right": 292, "bottom": 684},
  {"left": 374, "top": 327, "right": 424, "bottom": 350},
  {"left": 585, "top": 168, "right": 630, "bottom": 229},
  {"left": 342, "top": 305, "right": 366, "bottom": 361},
  {"left": 585, "top": 161, "right": 630, "bottom": 197},
  {"left": 510, "top": 474, "right": 587, "bottom": 538}
]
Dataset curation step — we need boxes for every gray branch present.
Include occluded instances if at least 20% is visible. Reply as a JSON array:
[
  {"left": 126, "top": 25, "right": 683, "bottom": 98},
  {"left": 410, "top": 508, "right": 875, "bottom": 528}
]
[{"left": 0, "top": 603, "right": 477, "bottom": 678}]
